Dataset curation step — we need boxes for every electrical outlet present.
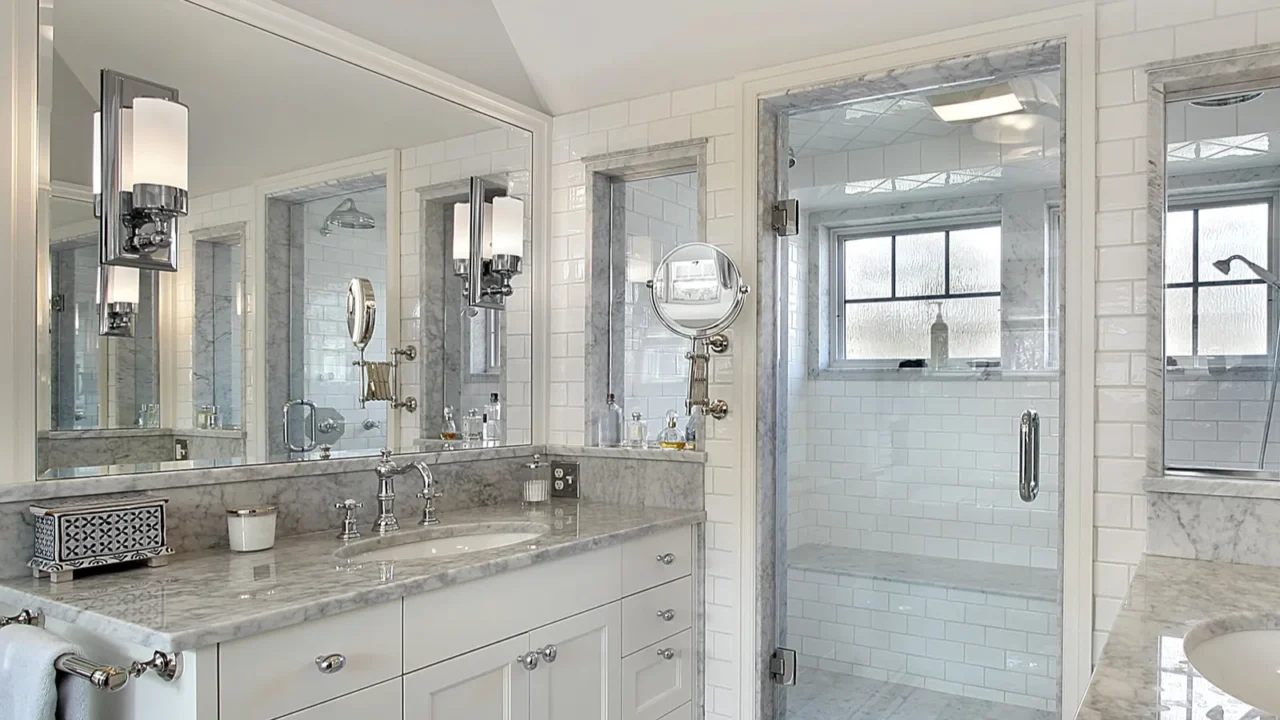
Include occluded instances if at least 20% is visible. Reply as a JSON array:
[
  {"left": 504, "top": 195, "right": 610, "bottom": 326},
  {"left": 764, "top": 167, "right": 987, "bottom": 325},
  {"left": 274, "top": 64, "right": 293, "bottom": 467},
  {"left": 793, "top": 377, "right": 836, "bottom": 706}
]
[{"left": 550, "top": 461, "right": 580, "bottom": 499}]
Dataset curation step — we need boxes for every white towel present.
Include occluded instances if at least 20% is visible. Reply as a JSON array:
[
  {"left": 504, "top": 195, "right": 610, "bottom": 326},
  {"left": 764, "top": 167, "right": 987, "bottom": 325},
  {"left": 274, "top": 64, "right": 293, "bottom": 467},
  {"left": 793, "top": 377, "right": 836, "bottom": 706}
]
[{"left": 0, "top": 624, "right": 93, "bottom": 720}]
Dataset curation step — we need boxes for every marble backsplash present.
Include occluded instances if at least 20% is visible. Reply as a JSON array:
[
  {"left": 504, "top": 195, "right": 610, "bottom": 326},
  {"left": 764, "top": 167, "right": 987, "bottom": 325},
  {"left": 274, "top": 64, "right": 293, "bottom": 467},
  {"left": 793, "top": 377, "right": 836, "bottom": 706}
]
[
  {"left": 1147, "top": 490, "right": 1280, "bottom": 567},
  {"left": 0, "top": 446, "right": 705, "bottom": 580}
]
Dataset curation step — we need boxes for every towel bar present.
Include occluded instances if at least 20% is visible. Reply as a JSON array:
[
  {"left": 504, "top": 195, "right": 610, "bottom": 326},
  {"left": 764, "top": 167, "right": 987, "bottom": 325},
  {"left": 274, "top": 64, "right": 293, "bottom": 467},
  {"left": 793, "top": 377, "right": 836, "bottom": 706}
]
[{"left": 1, "top": 608, "right": 183, "bottom": 690}]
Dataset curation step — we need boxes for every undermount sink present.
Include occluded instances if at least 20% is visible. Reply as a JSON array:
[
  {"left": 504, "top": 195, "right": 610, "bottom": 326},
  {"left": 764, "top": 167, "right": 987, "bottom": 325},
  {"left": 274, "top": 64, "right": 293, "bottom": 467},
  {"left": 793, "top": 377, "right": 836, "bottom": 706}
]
[
  {"left": 1184, "top": 617, "right": 1280, "bottom": 714},
  {"left": 336, "top": 522, "right": 549, "bottom": 562}
]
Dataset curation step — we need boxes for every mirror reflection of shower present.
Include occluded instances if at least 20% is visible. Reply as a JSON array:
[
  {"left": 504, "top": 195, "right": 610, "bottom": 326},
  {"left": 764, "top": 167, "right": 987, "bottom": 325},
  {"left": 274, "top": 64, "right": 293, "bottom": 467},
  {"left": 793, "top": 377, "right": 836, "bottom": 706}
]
[
  {"left": 320, "top": 198, "right": 377, "bottom": 236},
  {"left": 1214, "top": 253, "right": 1280, "bottom": 470}
]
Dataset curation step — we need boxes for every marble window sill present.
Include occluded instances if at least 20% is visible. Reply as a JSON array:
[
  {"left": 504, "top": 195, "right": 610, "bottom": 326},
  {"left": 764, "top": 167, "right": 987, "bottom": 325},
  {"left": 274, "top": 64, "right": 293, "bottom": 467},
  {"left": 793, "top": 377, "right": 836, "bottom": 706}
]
[
  {"left": 811, "top": 367, "right": 1060, "bottom": 382},
  {"left": 1145, "top": 472, "right": 1280, "bottom": 499}
]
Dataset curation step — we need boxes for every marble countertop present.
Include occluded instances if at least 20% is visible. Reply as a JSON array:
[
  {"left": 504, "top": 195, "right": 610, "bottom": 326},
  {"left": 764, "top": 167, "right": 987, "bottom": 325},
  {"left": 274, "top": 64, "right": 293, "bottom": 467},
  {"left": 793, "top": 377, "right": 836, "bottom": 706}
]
[
  {"left": 0, "top": 501, "right": 703, "bottom": 653},
  {"left": 1078, "top": 554, "right": 1280, "bottom": 719}
]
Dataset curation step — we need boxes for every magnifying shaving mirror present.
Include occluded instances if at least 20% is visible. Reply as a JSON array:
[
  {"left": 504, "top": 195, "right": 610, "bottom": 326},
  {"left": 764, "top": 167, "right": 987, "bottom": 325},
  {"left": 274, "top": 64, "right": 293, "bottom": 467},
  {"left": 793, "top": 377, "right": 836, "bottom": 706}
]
[
  {"left": 347, "top": 277, "right": 377, "bottom": 351},
  {"left": 645, "top": 242, "right": 749, "bottom": 419}
]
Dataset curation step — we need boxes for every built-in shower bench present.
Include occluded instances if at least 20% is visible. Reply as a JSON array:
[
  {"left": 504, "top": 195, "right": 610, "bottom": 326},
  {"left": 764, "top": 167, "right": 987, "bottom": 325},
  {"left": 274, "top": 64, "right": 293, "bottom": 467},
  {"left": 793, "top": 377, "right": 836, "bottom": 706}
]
[
  {"left": 788, "top": 544, "right": 1058, "bottom": 601},
  {"left": 785, "top": 544, "right": 1060, "bottom": 710}
]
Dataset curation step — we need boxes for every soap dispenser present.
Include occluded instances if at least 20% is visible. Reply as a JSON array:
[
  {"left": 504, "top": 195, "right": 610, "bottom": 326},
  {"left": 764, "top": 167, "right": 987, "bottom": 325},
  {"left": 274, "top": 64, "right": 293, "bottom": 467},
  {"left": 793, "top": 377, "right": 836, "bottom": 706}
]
[
  {"left": 929, "top": 302, "right": 949, "bottom": 370},
  {"left": 657, "top": 410, "right": 687, "bottom": 450}
]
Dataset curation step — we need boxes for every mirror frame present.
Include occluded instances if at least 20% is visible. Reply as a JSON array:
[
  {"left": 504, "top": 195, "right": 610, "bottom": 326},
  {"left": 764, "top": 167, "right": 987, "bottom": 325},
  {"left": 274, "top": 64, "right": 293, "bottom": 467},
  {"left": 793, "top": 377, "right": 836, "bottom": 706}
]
[
  {"left": 1145, "top": 44, "right": 1280, "bottom": 480},
  {"left": 3, "top": 0, "right": 552, "bottom": 485}
]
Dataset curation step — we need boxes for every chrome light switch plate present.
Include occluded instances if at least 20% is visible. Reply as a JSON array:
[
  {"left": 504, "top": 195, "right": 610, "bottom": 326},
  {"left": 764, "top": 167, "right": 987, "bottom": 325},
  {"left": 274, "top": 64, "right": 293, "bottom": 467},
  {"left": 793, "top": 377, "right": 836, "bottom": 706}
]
[{"left": 550, "top": 461, "right": 579, "bottom": 499}]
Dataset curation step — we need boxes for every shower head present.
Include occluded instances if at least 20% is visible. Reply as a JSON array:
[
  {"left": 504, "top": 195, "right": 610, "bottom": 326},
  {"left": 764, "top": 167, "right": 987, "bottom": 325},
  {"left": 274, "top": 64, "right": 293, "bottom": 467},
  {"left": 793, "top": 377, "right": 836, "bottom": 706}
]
[
  {"left": 320, "top": 198, "right": 376, "bottom": 235},
  {"left": 1213, "top": 254, "right": 1280, "bottom": 288}
]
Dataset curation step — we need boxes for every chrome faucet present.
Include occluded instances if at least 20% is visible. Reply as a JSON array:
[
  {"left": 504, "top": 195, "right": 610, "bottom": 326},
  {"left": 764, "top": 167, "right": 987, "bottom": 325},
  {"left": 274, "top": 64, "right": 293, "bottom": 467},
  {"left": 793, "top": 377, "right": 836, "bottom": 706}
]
[{"left": 372, "top": 448, "right": 438, "bottom": 533}]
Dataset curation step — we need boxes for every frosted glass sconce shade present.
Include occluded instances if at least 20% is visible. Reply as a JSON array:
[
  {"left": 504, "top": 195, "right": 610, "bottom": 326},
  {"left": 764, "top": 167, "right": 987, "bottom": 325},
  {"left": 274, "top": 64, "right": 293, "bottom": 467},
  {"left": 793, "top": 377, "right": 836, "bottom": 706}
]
[
  {"left": 491, "top": 196, "right": 524, "bottom": 258},
  {"left": 92, "top": 109, "right": 134, "bottom": 195},
  {"left": 452, "top": 203, "right": 471, "bottom": 261},
  {"left": 131, "top": 97, "right": 188, "bottom": 192}
]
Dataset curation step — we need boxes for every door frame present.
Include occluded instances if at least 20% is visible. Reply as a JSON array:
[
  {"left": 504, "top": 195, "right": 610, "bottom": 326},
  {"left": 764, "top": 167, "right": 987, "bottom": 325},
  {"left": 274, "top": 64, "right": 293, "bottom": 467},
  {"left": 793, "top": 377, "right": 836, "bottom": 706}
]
[{"left": 734, "top": 3, "right": 1098, "bottom": 716}]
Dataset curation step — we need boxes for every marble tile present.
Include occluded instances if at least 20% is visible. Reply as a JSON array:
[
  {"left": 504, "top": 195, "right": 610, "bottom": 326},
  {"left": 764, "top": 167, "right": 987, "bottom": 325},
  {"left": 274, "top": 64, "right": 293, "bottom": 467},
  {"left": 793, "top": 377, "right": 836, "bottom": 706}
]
[
  {"left": 1148, "top": 491, "right": 1280, "bottom": 566},
  {"left": 0, "top": 501, "right": 703, "bottom": 652},
  {"left": 785, "top": 668, "right": 1056, "bottom": 720}
]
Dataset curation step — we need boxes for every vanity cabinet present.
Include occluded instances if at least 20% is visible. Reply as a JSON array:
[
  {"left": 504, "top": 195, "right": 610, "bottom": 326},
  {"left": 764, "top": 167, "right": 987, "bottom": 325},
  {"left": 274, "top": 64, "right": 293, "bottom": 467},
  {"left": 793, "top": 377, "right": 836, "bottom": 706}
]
[{"left": 207, "top": 523, "right": 695, "bottom": 720}]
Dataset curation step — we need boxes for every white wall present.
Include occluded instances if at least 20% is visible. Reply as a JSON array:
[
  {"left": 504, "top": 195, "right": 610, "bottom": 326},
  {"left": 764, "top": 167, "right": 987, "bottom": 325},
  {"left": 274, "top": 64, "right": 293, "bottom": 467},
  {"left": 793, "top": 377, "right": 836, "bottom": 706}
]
[{"left": 548, "top": 85, "right": 740, "bottom": 718}]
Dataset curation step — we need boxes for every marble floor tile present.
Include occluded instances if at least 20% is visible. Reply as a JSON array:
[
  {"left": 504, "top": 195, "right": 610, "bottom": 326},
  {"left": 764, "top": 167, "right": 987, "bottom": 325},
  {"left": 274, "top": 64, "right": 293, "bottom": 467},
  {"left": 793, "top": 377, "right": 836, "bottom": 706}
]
[{"left": 783, "top": 668, "right": 1057, "bottom": 720}]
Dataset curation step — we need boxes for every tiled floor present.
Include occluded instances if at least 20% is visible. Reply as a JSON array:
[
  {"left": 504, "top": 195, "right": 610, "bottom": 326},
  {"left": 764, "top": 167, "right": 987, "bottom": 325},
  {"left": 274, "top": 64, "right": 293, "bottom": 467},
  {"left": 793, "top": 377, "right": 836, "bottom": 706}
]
[{"left": 783, "top": 668, "right": 1058, "bottom": 720}]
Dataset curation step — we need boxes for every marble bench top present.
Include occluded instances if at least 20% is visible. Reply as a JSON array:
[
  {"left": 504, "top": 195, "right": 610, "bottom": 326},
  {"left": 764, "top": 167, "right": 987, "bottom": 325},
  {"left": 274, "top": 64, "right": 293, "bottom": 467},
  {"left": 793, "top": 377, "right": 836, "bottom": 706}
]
[
  {"left": 1078, "top": 554, "right": 1280, "bottom": 719},
  {"left": 0, "top": 501, "right": 703, "bottom": 653},
  {"left": 789, "top": 544, "right": 1059, "bottom": 600}
]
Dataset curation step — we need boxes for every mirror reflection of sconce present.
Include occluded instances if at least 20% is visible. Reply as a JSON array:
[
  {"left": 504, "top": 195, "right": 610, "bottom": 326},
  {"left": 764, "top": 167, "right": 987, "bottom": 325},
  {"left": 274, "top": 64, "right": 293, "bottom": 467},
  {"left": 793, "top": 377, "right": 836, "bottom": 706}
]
[
  {"left": 97, "top": 264, "right": 140, "bottom": 337},
  {"left": 94, "top": 69, "right": 189, "bottom": 273},
  {"left": 452, "top": 177, "right": 524, "bottom": 310},
  {"left": 645, "top": 243, "right": 750, "bottom": 419},
  {"left": 346, "top": 277, "right": 417, "bottom": 413}
]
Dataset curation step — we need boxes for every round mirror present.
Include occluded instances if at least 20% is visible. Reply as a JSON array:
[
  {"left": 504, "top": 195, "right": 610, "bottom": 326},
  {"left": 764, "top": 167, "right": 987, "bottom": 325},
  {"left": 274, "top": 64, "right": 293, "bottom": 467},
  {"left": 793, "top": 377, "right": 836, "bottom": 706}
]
[
  {"left": 346, "top": 277, "right": 376, "bottom": 351},
  {"left": 647, "top": 243, "right": 749, "bottom": 339}
]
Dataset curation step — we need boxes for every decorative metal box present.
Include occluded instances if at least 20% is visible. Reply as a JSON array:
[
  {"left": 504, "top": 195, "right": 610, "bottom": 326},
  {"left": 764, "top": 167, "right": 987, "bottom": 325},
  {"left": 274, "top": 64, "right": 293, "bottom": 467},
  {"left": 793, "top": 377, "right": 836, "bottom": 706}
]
[{"left": 29, "top": 493, "right": 174, "bottom": 583}]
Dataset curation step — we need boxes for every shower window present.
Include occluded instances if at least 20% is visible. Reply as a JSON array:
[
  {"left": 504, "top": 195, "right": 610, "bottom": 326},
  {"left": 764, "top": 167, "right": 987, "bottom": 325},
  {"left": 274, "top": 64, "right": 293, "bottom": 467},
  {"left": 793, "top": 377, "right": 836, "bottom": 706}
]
[
  {"left": 834, "top": 221, "right": 1002, "bottom": 363},
  {"left": 1164, "top": 196, "right": 1275, "bottom": 362}
]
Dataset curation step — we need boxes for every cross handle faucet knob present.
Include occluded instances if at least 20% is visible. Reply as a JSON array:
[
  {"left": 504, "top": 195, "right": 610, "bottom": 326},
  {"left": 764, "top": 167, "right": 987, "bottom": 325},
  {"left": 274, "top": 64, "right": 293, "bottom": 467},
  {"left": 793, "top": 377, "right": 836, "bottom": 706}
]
[{"left": 334, "top": 499, "right": 364, "bottom": 540}]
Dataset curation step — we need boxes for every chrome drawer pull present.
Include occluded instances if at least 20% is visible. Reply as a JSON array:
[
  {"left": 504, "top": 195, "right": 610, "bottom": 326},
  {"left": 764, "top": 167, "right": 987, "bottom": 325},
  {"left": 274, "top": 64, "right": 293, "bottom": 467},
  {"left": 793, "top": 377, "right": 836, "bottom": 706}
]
[
  {"left": 656, "top": 647, "right": 676, "bottom": 660},
  {"left": 516, "top": 651, "right": 539, "bottom": 671},
  {"left": 314, "top": 654, "right": 346, "bottom": 674},
  {"left": 656, "top": 553, "right": 676, "bottom": 565},
  {"left": 538, "top": 644, "right": 558, "bottom": 663},
  {"left": 657, "top": 609, "right": 676, "bottom": 622}
]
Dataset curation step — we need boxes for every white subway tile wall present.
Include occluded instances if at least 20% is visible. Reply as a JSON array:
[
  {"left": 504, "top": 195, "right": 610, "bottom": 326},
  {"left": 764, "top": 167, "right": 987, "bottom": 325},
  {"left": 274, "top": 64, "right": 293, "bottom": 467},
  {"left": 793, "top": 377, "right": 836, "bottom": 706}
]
[
  {"left": 787, "top": 570, "right": 1061, "bottom": 711},
  {"left": 1164, "top": 376, "right": 1280, "bottom": 467},
  {"left": 550, "top": 85, "right": 738, "bottom": 719}
]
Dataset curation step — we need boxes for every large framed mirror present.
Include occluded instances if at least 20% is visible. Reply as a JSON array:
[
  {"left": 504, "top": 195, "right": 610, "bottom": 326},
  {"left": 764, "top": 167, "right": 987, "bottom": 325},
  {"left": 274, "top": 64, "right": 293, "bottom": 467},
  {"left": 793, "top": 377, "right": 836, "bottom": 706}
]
[
  {"left": 33, "top": 0, "right": 543, "bottom": 480},
  {"left": 1150, "top": 49, "right": 1280, "bottom": 479}
]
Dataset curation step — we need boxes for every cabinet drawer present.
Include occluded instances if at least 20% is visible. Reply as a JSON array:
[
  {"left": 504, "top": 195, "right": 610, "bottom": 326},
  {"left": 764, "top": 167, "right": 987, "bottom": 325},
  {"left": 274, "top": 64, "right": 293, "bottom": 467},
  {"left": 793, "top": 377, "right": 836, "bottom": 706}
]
[
  {"left": 621, "top": 576, "right": 692, "bottom": 656},
  {"left": 622, "top": 526, "right": 692, "bottom": 596},
  {"left": 659, "top": 702, "right": 693, "bottom": 720},
  {"left": 278, "top": 678, "right": 402, "bottom": 719},
  {"left": 219, "top": 603, "right": 402, "bottom": 720},
  {"left": 622, "top": 630, "right": 693, "bottom": 720}
]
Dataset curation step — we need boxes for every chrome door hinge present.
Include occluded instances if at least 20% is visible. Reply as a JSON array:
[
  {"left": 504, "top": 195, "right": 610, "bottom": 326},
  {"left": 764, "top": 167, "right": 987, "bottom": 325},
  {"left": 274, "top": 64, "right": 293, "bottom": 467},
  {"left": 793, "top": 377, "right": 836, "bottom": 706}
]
[
  {"left": 50, "top": 294, "right": 65, "bottom": 313},
  {"left": 772, "top": 199, "right": 799, "bottom": 236},
  {"left": 770, "top": 647, "right": 797, "bottom": 686}
]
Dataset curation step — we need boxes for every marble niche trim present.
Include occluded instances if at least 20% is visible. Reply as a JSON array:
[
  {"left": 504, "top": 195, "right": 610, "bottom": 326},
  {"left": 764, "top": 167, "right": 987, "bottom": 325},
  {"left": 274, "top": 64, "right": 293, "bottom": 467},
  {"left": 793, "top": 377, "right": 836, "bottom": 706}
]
[
  {"left": 579, "top": 138, "right": 709, "bottom": 442},
  {"left": 1143, "top": 42, "right": 1280, "bottom": 480},
  {"left": 1148, "top": 490, "right": 1280, "bottom": 566},
  {"left": 1145, "top": 473, "right": 1280, "bottom": 500}
]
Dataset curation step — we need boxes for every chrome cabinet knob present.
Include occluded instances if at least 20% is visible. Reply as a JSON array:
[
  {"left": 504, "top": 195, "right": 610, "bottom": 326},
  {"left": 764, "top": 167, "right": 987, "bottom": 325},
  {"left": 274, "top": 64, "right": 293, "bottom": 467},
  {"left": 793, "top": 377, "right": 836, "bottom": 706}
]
[
  {"left": 538, "top": 644, "right": 558, "bottom": 663},
  {"left": 656, "top": 553, "right": 676, "bottom": 565},
  {"left": 656, "top": 609, "right": 676, "bottom": 622},
  {"left": 656, "top": 648, "right": 676, "bottom": 661},
  {"left": 516, "top": 651, "right": 539, "bottom": 671},
  {"left": 314, "top": 653, "right": 346, "bottom": 674}
]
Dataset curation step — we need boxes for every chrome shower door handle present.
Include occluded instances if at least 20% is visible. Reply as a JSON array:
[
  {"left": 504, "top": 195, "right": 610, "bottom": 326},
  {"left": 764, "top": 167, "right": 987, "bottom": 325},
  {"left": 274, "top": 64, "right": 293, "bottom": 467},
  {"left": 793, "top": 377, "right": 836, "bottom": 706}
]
[
  {"left": 1018, "top": 409, "right": 1040, "bottom": 503},
  {"left": 283, "top": 399, "right": 318, "bottom": 453}
]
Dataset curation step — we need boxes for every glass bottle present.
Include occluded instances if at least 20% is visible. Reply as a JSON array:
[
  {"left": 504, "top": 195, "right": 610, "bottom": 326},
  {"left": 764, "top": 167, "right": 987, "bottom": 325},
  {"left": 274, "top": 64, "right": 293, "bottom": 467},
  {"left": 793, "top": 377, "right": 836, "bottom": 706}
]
[
  {"left": 685, "top": 405, "right": 701, "bottom": 451},
  {"left": 657, "top": 410, "right": 687, "bottom": 450},
  {"left": 625, "top": 412, "right": 648, "bottom": 448},
  {"left": 462, "top": 409, "right": 484, "bottom": 444},
  {"left": 598, "top": 394, "right": 624, "bottom": 447},
  {"left": 439, "top": 406, "right": 460, "bottom": 441},
  {"left": 483, "top": 393, "right": 503, "bottom": 444}
]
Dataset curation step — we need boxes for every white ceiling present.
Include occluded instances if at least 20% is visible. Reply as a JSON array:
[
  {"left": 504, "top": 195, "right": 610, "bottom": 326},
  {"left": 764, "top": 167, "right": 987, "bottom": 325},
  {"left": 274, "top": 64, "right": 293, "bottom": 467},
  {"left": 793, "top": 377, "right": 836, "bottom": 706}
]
[
  {"left": 52, "top": 0, "right": 511, "bottom": 196},
  {"left": 789, "top": 98, "right": 966, "bottom": 158}
]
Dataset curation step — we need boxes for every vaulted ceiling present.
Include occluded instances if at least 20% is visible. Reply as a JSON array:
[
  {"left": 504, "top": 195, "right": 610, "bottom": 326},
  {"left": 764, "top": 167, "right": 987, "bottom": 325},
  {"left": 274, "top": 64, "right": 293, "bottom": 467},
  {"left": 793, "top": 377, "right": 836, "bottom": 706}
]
[{"left": 277, "top": 0, "right": 1087, "bottom": 116}]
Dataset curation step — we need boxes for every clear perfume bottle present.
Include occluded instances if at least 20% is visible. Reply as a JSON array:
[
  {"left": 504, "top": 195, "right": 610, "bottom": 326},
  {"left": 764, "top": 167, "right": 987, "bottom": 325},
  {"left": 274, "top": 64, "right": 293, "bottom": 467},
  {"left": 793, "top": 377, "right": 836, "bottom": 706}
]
[
  {"left": 625, "top": 412, "right": 648, "bottom": 448},
  {"left": 685, "top": 405, "right": 700, "bottom": 451},
  {"left": 439, "top": 406, "right": 459, "bottom": 441},
  {"left": 598, "top": 394, "right": 624, "bottom": 447},
  {"left": 657, "top": 410, "right": 687, "bottom": 450},
  {"left": 462, "top": 409, "right": 484, "bottom": 444},
  {"left": 483, "top": 393, "right": 503, "bottom": 444}
]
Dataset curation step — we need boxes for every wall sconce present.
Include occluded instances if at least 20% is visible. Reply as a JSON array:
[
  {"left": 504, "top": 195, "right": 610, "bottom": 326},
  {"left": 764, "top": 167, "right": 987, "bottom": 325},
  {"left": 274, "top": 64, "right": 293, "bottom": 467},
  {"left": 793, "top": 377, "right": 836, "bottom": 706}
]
[
  {"left": 95, "top": 69, "right": 188, "bottom": 273},
  {"left": 451, "top": 177, "right": 524, "bottom": 310},
  {"left": 97, "top": 264, "right": 140, "bottom": 337}
]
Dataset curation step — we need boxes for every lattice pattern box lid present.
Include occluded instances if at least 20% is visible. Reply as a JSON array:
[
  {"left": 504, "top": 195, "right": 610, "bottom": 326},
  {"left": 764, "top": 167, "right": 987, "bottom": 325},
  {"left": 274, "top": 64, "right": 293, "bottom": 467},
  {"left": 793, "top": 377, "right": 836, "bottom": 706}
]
[{"left": 29, "top": 492, "right": 174, "bottom": 583}]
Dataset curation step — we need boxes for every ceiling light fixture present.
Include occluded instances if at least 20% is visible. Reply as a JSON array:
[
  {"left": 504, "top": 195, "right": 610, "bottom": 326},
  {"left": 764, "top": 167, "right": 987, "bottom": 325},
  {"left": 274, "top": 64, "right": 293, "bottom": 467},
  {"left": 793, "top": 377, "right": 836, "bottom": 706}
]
[{"left": 928, "top": 83, "right": 1024, "bottom": 123}]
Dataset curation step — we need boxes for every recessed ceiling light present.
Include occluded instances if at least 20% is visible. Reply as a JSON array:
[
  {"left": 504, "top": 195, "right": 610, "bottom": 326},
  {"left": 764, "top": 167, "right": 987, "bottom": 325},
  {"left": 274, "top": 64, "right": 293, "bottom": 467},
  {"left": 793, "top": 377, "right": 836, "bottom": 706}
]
[{"left": 928, "top": 83, "right": 1024, "bottom": 123}]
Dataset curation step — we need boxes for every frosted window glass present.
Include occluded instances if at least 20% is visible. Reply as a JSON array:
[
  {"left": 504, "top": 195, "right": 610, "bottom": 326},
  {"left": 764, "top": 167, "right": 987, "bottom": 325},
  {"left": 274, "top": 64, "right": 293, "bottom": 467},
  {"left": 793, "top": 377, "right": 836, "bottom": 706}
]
[
  {"left": 949, "top": 226, "right": 1001, "bottom": 293},
  {"left": 844, "top": 236, "right": 891, "bottom": 299},
  {"left": 1198, "top": 203, "right": 1269, "bottom": 281},
  {"left": 1165, "top": 210, "right": 1193, "bottom": 284},
  {"left": 895, "top": 232, "right": 945, "bottom": 296},
  {"left": 1164, "top": 287, "right": 1192, "bottom": 357},
  {"left": 845, "top": 297, "right": 1000, "bottom": 360},
  {"left": 1199, "top": 284, "right": 1267, "bottom": 356}
]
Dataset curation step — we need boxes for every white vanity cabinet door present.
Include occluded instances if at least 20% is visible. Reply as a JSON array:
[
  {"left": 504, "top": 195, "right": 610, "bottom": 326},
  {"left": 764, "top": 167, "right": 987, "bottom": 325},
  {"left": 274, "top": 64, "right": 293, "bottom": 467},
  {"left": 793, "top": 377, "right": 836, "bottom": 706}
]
[
  {"left": 528, "top": 603, "right": 621, "bottom": 720},
  {"left": 403, "top": 634, "right": 531, "bottom": 720},
  {"left": 277, "top": 679, "right": 402, "bottom": 719},
  {"left": 621, "top": 630, "right": 692, "bottom": 720}
]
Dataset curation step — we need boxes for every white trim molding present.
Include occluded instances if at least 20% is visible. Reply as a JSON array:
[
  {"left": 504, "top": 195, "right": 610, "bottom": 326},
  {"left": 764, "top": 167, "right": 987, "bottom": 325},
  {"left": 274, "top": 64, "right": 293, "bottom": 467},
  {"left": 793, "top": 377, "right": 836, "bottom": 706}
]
[{"left": 736, "top": 2, "right": 1097, "bottom": 715}]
